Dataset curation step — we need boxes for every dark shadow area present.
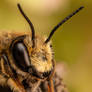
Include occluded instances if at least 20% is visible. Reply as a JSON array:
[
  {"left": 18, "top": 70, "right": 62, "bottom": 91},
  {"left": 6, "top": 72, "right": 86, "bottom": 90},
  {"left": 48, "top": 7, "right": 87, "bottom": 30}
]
[{"left": 0, "top": 86, "right": 12, "bottom": 92}]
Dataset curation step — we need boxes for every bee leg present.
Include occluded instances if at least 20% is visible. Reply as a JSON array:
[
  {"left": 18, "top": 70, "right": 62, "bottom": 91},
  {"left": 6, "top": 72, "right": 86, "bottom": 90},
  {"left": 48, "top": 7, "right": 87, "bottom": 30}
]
[
  {"left": 48, "top": 79, "right": 54, "bottom": 92},
  {"left": 0, "top": 54, "right": 26, "bottom": 92},
  {"left": 0, "top": 72, "right": 26, "bottom": 92},
  {"left": 0, "top": 56, "right": 10, "bottom": 86},
  {"left": 47, "top": 72, "right": 55, "bottom": 92},
  {"left": 47, "top": 60, "right": 55, "bottom": 92},
  {"left": 0, "top": 71, "right": 10, "bottom": 86},
  {"left": 7, "top": 77, "right": 26, "bottom": 92}
]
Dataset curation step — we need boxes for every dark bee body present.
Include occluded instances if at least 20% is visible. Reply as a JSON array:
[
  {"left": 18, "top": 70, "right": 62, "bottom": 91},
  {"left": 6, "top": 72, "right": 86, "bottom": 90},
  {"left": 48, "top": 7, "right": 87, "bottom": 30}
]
[{"left": 0, "top": 3, "right": 84, "bottom": 92}]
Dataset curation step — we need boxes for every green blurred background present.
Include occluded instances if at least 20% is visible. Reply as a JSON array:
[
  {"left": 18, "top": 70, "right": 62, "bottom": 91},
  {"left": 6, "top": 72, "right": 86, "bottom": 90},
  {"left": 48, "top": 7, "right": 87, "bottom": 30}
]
[{"left": 0, "top": 0, "right": 92, "bottom": 92}]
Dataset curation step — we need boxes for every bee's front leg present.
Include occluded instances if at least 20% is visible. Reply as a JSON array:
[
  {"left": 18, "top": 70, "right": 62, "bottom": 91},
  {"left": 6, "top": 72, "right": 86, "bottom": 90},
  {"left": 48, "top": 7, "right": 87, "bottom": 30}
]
[
  {"left": 0, "top": 72, "right": 26, "bottom": 92},
  {"left": 0, "top": 54, "right": 26, "bottom": 92},
  {"left": 48, "top": 79, "right": 54, "bottom": 92}
]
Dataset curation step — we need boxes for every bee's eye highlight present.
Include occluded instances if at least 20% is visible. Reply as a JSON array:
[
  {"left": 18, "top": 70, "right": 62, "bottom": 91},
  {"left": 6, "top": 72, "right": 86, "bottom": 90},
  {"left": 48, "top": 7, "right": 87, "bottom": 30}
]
[{"left": 12, "top": 41, "right": 31, "bottom": 71}]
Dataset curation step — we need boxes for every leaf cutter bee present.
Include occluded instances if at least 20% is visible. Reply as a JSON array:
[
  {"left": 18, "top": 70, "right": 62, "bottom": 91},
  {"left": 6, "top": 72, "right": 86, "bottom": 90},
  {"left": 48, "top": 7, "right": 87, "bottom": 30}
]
[{"left": 0, "top": 3, "right": 84, "bottom": 92}]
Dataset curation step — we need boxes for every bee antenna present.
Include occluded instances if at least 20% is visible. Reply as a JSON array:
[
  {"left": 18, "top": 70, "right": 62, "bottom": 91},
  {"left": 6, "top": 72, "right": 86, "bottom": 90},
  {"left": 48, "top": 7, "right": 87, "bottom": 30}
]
[
  {"left": 45, "top": 6, "right": 84, "bottom": 43},
  {"left": 17, "top": 3, "right": 35, "bottom": 47}
]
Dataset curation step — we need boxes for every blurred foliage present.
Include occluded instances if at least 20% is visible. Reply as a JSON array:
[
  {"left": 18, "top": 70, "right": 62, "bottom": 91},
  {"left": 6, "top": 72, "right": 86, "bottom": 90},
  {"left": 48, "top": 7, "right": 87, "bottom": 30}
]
[{"left": 0, "top": 0, "right": 92, "bottom": 92}]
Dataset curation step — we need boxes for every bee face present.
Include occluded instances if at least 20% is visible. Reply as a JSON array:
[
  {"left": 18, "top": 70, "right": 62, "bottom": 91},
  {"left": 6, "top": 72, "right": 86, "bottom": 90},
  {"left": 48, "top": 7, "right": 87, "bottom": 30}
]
[
  {"left": 28, "top": 36, "right": 53, "bottom": 73},
  {"left": 8, "top": 34, "right": 54, "bottom": 79}
]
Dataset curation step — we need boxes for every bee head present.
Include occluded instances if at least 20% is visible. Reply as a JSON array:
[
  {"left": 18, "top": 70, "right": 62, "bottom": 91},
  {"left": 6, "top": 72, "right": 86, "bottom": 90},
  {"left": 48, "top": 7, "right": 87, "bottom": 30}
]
[
  {"left": 27, "top": 35, "right": 54, "bottom": 78},
  {"left": 10, "top": 34, "right": 54, "bottom": 79},
  {"left": 14, "top": 4, "right": 55, "bottom": 79},
  {"left": 9, "top": 4, "right": 84, "bottom": 79}
]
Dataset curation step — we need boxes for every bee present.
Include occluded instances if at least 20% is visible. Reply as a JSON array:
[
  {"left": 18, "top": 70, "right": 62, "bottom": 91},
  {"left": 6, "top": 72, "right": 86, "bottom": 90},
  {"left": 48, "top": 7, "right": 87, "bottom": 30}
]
[{"left": 0, "top": 3, "right": 84, "bottom": 92}]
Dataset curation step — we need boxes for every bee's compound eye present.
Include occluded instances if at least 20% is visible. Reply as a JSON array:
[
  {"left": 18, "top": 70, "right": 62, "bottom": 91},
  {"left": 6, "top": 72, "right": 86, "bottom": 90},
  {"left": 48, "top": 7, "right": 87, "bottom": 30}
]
[{"left": 12, "top": 41, "right": 31, "bottom": 71}]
